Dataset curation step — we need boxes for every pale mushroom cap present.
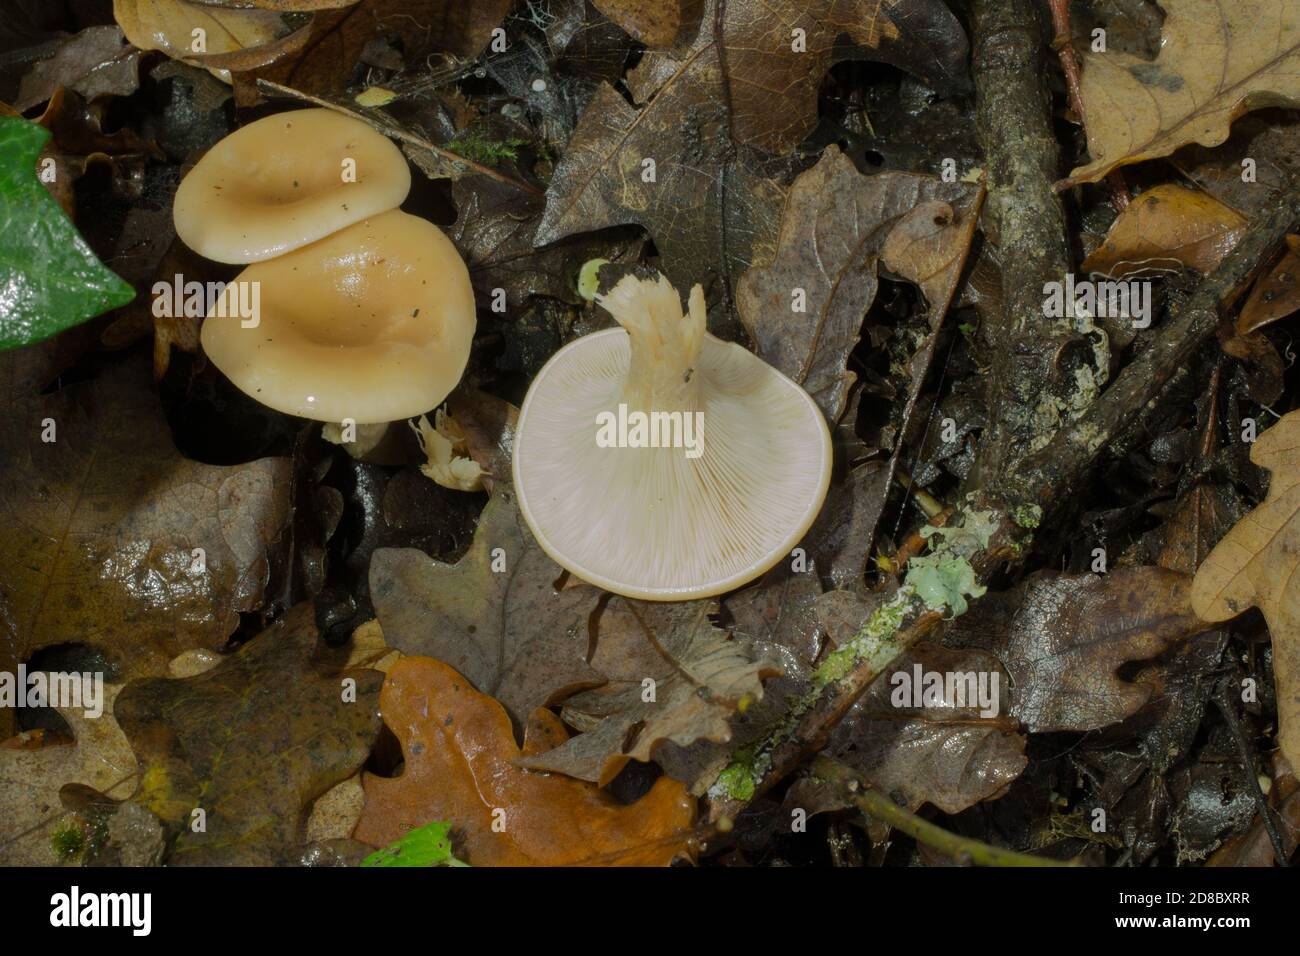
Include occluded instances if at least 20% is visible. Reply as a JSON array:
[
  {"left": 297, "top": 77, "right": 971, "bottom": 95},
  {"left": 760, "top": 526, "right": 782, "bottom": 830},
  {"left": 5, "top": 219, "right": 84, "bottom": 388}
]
[
  {"left": 174, "top": 108, "right": 411, "bottom": 263},
  {"left": 513, "top": 275, "right": 832, "bottom": 600},
  {"left": 200, "top": 210, "right": 475, "bottom": 424}
]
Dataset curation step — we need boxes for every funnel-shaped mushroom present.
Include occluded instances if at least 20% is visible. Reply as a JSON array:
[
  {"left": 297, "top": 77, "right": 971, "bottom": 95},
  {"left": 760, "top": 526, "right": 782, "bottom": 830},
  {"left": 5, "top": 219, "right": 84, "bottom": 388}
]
[
  {"left": 174, "top": 108, "right": 411, "bottom": 263},
  {"left": 200, "top": 210, "right": 475, "bottom": 424},
  {"left": 512, "top": 273, "right": 832, "bottom": 600}
]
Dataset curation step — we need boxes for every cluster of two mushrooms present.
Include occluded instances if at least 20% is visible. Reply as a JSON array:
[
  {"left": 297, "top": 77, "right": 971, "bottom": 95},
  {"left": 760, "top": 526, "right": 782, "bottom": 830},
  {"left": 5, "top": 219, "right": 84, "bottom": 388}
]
[
  {"left": 180, "top": 110, "right": 831, "bottom": 600},
  {"left": 174, "top": 109, "right": 477, "bottom": 444}
]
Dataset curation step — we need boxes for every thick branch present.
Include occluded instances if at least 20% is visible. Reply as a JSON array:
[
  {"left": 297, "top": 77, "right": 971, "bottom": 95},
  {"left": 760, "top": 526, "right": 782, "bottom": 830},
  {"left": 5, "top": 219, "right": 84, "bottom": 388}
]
[{"left": 967, "top": 0, "right": 1076, "bottom": 486}]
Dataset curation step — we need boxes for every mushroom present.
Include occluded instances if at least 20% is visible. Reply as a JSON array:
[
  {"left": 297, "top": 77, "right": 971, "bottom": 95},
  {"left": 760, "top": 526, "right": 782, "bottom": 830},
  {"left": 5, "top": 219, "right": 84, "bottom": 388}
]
[
  {"left": 199, "top": 209, "right": 475, "bottom": 424},
  {"left": 512, "top": 272, "right": 832, "bottom": 600},
  {"left": 173, "top": 108, "right": 411, "bottom": 264}
]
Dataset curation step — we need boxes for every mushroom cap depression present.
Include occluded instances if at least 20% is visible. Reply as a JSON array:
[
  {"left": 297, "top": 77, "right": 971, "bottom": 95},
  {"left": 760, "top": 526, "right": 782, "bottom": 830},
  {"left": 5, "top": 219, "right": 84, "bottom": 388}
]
[
  {"left": 200, "top": 209, "right": 475, "bottom": 424},
  {"left": 513, "top": 274, "right": 832, "bottom": 600},
  {"left": 174, "top": 108, "right": 411, "bottom": 263}
]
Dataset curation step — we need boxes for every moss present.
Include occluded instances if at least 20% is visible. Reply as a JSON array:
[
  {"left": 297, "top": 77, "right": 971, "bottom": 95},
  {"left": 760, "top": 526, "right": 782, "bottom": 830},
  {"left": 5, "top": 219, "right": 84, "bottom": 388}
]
[
  {"left": 1010, "top": 503, "right": 1042, "bottom": 529},
  {"left": 446, "top": 133, "right": 529, "bottom": 167},
  {"left": 50, "top": 821, "right": 85, "bottom": 860},
  {"left": 714, "top": 749, "right": 761, "bottom": 801}
]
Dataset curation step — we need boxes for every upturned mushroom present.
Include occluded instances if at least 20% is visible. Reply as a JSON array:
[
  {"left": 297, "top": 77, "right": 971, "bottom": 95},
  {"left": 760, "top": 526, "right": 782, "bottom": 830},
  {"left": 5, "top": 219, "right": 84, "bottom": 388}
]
[
  {"left": 199, "top": 209, "right": 475, "bottom": 424},
  {"left": 173, "top": 108, "right": 411, "bottom": 264},
  {"left": 512, "top": 272, "right": 832, "bottom": 600}
]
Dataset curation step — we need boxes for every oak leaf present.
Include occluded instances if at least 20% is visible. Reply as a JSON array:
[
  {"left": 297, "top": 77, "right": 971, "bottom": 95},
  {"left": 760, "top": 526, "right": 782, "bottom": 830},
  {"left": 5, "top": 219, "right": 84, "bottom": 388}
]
[
  {"left": 369, "top": 488, "right": 605, "bottom": 727},
  {"left": 114, "top": 0, "right": 318, "bottom": 73},
  {"left": 736, "top": 146, "right": 981, "bottom": 421},
  {"left": 352, "top": 656, "right": 698, "bottom": 866},
  {"left": 0, "top": 684, "right": 135, "bottom": 865},
  {"left": 519, "top": 600, "right": 781, "bottom": 785},
  {"left": 1081, "top": 184, "right": 1247, "bottom": 278},
  {"left": 113, "top": 601, "right": 384, "bottom": 865},
  {"left": 945, "top": 567, "right": 1212, "bottom": 732},
  {"left": 1192, "top": 410, "right": 1300, "bottom": 772},
  {"left": 1064, "top": 0, "right": 1300, "bottom": 187},
  {"left": 0, "top": 352, "right": 291, "bottom": 738}
]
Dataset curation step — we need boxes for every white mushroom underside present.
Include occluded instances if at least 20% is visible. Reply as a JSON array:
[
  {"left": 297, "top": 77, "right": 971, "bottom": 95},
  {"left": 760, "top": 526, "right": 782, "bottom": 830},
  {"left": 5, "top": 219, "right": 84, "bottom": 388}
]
[{"left": 514, "top": 330, "right": 831, "bottom": 599}]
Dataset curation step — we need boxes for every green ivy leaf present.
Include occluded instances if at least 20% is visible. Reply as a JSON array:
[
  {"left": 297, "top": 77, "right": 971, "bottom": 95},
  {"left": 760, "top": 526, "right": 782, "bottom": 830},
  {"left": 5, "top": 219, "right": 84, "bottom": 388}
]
[
  {"left": 0, "top": 115, "right": 135, "bottom": 351},
  {"left": 361, "top": 820, "right": 469, "bottom": 868}
]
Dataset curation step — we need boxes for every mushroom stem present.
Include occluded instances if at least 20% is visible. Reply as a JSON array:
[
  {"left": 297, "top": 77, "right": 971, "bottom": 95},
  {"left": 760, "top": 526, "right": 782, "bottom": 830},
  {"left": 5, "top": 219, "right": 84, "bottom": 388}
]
[{"left": 598, "top": 275, "right": 705, "bottom": 413}]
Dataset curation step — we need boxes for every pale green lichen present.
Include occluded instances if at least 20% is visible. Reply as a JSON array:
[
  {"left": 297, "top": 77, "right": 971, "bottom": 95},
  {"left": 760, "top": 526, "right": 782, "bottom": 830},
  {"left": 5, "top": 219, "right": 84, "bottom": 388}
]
[{"left": 905, "top": 553, "right": 986, "bottom": 615}]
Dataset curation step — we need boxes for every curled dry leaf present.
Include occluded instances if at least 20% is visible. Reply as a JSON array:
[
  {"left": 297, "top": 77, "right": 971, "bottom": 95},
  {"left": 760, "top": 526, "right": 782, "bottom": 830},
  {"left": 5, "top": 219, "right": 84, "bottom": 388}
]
[
  {"left": 519, "top": 600, "right": 782, "bottom": 786},
  {"left": 1080, "top": 184, "right": 1247, "bottom": 278},
  {"left": 15, "top": 25, "right": 142, "bottom": 112},
  {"left": 737, "top": 146, "right": 982, "bottom": 421},
  {"left": 1192, "top": 409, "right": 1300, "bottom": 773},
  {"left": 0, "top": 353, "right": 292, "bottom": 739},
  {"left": 114, "top": 602, "right": 384, "bottom": 865},
  {"left": 0, "top": 685, "right": 135, "bottom": 866},
  {"left": 369, "top": 488, "right": 605, "bottom": 727},
  {"left": 1238, "top": 235, "right": 1300, "bottom": 334},
  {"left": 944, "top": 567, "right": 1212, "bottom": 733},
  {"left": 353, "top": 656, "right": 698, "bottom": 866},
  {"left": 1064, "top": 0, "right": 1300, "bottom": 187},
  {"left": 114, "top": 0, "right": 316, "bottom": 73}
]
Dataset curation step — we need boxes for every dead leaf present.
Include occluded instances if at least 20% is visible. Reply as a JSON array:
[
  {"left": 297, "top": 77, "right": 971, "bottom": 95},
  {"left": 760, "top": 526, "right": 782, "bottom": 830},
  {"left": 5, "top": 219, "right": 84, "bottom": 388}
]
[
  {"left": 0, "top": 684, "right": 135, "bottom": 865},
  {"left": 825, "top": 644, "right": 1026, "bottom": 814},
  {"left": 113, "top": 601, "right": 384, "bottom": 865},
  {"left": 533, "top": 0, "right": 794, "bottom": 301},
  {"left": 593, "top": 0, "right": 701, "bottom": 48},
  {"left": 1064, "top": 0, "right": 1300, "bottom": 187},
  {"left": 0, "top": 353, "right": 292, "bottom": 739},
  {"left": 114, "top": 0, "right": 317, "bottom": 73},
  {"left": 444, "top": 386, "right": 518, "bottom": 496},
  {"left": 353, "top": 656, "right": 696, "bottom": 865},
  {"left": 714, "top": 0, "right": 968, "bottom": 154},
  {"left": 242, "top": 0, "right": 514, "bottom": 98},
  {"left": 15, "top": 25, "right": 142, "bottom": 111},
  {"left": 369, "top": 488, "right": 605, "bottom": 727},
  {"left": 519, "top": 600, "right": 781, "bottom": 786},
  {"left": 945, "top": 567, "right": 1212, "bottom": 733},
  {"left": 737, "top": 146, "right": 981, "bottom": 421},
  {"left": 1081, "top": 184, "right": 1247, "bottom": 278},
  {"left": 1192, "top": 409, "right": 1300, "bottom": 773},
  {"left": 1238, "top": 235, "right": 1300, "bottom": 334}
]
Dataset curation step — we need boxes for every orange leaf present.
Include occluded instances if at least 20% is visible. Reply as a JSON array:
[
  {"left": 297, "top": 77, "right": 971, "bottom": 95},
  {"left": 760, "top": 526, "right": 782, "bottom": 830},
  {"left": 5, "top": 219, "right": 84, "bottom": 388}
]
[
  {"left": 1238, "top": 235, "right": 1300, "bottom": 335},
  {"left": 353, "top": 657, "right": 698, "bottom": 866}
]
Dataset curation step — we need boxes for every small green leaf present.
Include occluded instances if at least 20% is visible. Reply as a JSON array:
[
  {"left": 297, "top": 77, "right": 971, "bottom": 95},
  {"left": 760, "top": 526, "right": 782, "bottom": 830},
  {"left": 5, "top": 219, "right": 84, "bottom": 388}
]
[
  {"left": 360, "top": 820, "right": 469, "bottom": 868},
  {"left": 0, "top": 115, "right": 135, "bottom": 351}
]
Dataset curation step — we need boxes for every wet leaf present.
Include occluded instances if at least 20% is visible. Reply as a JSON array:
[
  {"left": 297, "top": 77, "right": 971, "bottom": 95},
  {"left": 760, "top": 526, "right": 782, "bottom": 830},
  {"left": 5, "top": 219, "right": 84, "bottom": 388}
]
[
  {"left": 1063, "top": 0, "right": 1300, "bottom": 187},
  {"left": 945, "top": 567, "right": 1212, "bottom": 733},
  {"left": 0, "top": 352, "right": 292, "bottom": 737},
  {"left": 369, "top": 488, "right": 605, "bottom": 727},
  {"left": 737, "top": 146, "right": 981, "bottom": 421},
  {"left": 1192, "top": 409, "right": 1300, "bottom": 773},
  {"left": 0, "top": 116, "right": 135, "bottom": 350},
  {"left": 352, "top": 655, "right": 698, "bottom": 866},
  {"left": 361, "top": 820, "right": 467, "bottom": 867},
  {"left": 0, "top": 684, "right": 135, "bottom": 865},
  {"left": 1238, "top": 235, "right": 1300, "bottom": 334},
  {"left": 1081, "top": 184, "right": 1247, "bottom": 278},
  {"left": 519, "top": 600, "right": 781, "bottom": 785},
  {"left": 113, "top": 602, "right": 384, "bottom": 865},
  {"left": 592, "top": 0, "right": 701, "bottom": 48}
]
